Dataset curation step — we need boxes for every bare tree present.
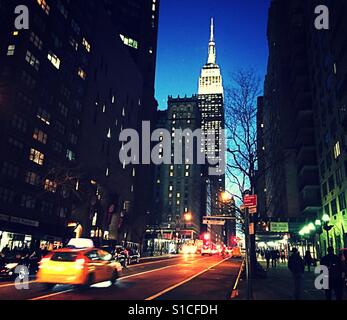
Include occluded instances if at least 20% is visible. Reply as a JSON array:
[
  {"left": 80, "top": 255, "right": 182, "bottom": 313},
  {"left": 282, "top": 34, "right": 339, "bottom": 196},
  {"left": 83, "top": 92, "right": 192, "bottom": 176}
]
[{"left": 225, "top": 68, "right": 261, "bottom": 200}]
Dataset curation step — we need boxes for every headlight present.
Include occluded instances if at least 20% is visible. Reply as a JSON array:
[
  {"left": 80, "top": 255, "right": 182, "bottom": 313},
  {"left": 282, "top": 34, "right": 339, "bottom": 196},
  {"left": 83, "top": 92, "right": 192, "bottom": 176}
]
[{"left": 5, "top": 263, "right": 18, "bottom": 270}]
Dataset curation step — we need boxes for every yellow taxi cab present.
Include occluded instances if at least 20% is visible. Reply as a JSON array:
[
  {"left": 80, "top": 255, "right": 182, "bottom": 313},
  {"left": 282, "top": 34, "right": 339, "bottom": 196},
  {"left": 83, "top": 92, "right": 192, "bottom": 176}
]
[
  {"left": 231, "top": 247, "right": 242, "bottom": 259},
  {"left": 36, "top": 239, "right": 122, "bottom": 289}
]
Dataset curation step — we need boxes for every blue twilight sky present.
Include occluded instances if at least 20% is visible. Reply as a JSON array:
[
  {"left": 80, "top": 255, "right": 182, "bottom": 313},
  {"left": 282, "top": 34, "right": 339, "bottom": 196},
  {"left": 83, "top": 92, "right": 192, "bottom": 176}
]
[{"left": 155, "top": 0, "right": 271, "bottom": 110}]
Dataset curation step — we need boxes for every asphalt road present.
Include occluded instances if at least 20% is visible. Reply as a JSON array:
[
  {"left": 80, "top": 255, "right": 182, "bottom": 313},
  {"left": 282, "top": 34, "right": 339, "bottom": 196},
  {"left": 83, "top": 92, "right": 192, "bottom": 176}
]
[{"left": 0, "top": 255, "right": 242, "bottom": 300}]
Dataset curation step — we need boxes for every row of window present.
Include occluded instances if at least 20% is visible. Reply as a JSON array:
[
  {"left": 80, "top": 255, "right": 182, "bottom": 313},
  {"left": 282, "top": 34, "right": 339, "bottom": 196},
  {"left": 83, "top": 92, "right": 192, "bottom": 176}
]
[
  {"left": 321, "top": 160, "right": 347, "bottom": 198},
  {"left": 324, "top": 192, "right": 347, "bottom": 216}
]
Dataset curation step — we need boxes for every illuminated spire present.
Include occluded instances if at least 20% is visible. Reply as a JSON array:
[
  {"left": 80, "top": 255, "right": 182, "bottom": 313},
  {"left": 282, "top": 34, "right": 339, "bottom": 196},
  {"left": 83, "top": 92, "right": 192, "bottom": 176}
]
[
  {"left": 210, "top": 17, "right": 214, "bottom": 42},
  {"left": 207, "top": 18, "right": 216, "bottom": 65}
]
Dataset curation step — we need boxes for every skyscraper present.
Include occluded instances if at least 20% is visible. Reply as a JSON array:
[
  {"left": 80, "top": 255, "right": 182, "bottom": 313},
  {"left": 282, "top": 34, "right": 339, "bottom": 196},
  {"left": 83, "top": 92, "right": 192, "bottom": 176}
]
[
  {"left": 103, "top": 0, "right": 160, "bottom": 239},
  {"left": 198, "top": 19, "right": 226, "bottom": 245},
  {"left": 0, "top": 0, "right": 144, "bottom": 250}
]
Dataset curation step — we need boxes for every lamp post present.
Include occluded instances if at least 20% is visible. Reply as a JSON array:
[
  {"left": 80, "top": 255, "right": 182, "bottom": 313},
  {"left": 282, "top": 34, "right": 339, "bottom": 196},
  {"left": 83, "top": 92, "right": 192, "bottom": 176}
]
[
  {"left": 322, "top": 214, "right": 333, "bottom": 251},
  {"left": 183, "top": 212, "right": 192, "bottom": 244}
]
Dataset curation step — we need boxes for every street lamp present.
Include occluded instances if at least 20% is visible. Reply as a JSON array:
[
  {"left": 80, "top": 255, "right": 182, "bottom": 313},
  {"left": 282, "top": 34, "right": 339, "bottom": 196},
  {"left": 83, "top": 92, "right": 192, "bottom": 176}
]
[
  {"left": 315, "top": 220, "right": 322, "bottom": 227},
  {"left": 221, "top": 191, "right": 232, "bottom": 203},
  {"left": 321, "top": 214, "right": 333, "bottom": 248},
  {"left": 184, "top": 212, "right": 192, "bottom": 222}
]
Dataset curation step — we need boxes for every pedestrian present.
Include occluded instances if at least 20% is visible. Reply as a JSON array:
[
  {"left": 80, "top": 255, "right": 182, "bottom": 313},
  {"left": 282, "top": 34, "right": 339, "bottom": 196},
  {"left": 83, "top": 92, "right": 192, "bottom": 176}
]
[
  {"left": 281, "top": 249, "right": 286, "bottom": 263},
  {"left": 288, "top": 248, "right": 305, "bottom": 300},
  {"left": 304, "top": 250, "right": 313, "bottom": 272},
  {"left": 271, "top": 249, "right": 277, "bottom": 268},
  {"left": 1, "top": 245, "right": 10, "bottom": 256},
  {"left": 320, "top": 247, "right": 344, "bottom": 301},
  {"left": 261, "top": 250, "right": 265, "bottom": 261},
  {"left": 265, "top": 250, "right": 271, "bottom": 269}
]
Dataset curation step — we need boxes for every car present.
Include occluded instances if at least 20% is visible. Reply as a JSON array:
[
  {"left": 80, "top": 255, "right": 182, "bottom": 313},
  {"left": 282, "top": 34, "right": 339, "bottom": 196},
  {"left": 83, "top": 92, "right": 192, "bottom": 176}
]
[
  {"left": 36, "top": 247, "right": 122, "bottom": 289},
  {"left": 127, "top": 249, "right": 141, "bottom": 264},
  {"left": 0, "top": 257, "right": 29, "bottom": 280},
  {"left": 201, "top": 245, "right": 212, "bottom": 256},
  {"left": 0, "top": 253, "right": 40, "bottom": 280},
  {"left": 231, "top": 247, "right": 242, "bottom": 259}
]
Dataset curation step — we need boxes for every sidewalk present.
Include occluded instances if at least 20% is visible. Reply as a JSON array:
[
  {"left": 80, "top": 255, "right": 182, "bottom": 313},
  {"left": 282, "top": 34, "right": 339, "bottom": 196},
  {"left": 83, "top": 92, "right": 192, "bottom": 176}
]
[{"left": 235, "top": 261, "right": 327, "bottom": 300}]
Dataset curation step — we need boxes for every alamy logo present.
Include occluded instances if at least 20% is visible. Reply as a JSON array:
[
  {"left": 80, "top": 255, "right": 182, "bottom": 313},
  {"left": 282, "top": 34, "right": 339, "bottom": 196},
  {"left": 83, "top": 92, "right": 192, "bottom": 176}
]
[
  {"left": 314, "top": 5, "right": 329, "bottom": 30},
  {"left": 119, "top": 122, "right": 226, "bottom": 176},
  {"left": 314, "top": 265, "right": 329, "bottom": 290},
  {"left": 14, "top": 265, "right": 30, "bottom": 290},
  {"left": 14, "top": 5, "right": 29, "bottom": 30}
]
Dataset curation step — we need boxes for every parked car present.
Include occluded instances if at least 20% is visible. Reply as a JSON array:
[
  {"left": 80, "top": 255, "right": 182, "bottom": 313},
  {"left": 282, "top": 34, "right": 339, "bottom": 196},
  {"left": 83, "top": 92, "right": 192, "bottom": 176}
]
[{"left": 127, "top": 249, "right": 141, "bottom": 264}]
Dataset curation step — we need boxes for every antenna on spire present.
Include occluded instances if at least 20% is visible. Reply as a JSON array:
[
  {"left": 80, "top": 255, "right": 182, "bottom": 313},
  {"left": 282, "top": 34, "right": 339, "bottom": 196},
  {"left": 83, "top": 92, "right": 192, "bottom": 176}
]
[{"left": 210, "top": 17, "right": 214, "bottom": 42}]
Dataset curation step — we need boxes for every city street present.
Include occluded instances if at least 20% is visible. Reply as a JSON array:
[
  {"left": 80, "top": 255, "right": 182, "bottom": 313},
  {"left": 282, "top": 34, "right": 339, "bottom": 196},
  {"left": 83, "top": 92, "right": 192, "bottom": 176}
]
[{"left": 0, "top": 255, "right": 242, "bottom": 300}]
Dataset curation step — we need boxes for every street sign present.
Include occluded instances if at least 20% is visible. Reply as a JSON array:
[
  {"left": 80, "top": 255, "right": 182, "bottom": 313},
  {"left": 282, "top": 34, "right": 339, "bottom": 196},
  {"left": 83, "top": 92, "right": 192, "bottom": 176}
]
[
  {"left": 248, "top": 207, "right": 257, "bottom": 214},
  {"left": 203, "top": 219, "right": 225, "bottom": 226},
  {"left": 270, "top": 222, "right": 289, "bottom": 233},
  {"left": 249, "top": 223, "right": 255, "bottom": 235},
  {"left": 243, "top": 195, "right": 257, "bottom": 208}
]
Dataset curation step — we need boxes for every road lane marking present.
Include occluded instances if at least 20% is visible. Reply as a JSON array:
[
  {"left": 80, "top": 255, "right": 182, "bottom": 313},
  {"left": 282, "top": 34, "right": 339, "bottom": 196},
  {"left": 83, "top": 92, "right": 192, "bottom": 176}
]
[
  {"left": 0, "top": 280, "right": 36, "bottom": 288},
  {"left": 127, "top": 257, "right": 181, "bottom": 268},
  {"left": 145, "top": 257, "right": 231, "bottom": 300},
  {"left": 119, "top": 265, "right": 174, "bottom": 280},
  {"left": 30, "top": 289, "right": 74, "bottom": 301},
  {"left": 230, "top": 259, "right": 244, "bottom": 299}
]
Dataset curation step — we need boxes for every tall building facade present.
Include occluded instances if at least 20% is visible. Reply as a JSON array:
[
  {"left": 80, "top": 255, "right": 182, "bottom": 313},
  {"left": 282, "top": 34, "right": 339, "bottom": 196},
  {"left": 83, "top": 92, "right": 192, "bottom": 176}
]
[
  {"left": 103, "top": 0, "right": 160, "bottom": 235},
  {"left": 259, "top": 0, "right": 347, "bottom": 253},
  {"left": 149, "top": 96, "right": 206, "bottom": 254},
  {"left": 307, "top": 0, "right": 347, "bottom": 253},
  {"left": 198, "top": 19, "right": 226, "bottom": 245},
  {"left": 260, "top": 0, "right": 320, "bottom": 221},
  {"left": 0, "top": 0, "right": 146, "bottom": 250}
]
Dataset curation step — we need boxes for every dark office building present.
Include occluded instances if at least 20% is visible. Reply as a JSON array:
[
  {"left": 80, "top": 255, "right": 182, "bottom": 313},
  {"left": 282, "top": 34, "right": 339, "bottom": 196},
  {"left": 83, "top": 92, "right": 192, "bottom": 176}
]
[
  {"left": 260, "top": 0, "right": 320, "bottom": 221},
  {"left": 0, "top": 0, "right": 144, "bottom": 250},
  {"left": 259, "top": 0, "right": 347, "bottom": 253},
  {"left": 103, "top": 0, "right": 160, "bottom": 230}
]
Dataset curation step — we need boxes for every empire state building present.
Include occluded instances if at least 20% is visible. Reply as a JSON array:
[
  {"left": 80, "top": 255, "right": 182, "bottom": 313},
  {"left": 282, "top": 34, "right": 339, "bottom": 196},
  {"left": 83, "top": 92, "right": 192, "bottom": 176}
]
[{"left": 198, "top": 19, "right": 226, "bottom": 243}]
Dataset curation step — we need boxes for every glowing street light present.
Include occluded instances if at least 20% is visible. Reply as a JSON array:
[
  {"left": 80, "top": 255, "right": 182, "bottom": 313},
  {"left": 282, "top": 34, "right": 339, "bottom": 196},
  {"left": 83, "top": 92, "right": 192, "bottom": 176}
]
[
  {"left": 184, "top": 212, "right": 192, "bottom": 222},
  {"left": 221, "top": 191, "right": 232, "bottom": 203},
  {"left": 315, "top": 220, "right": 322, "bottom": 227},
  {"left": 322, "top": 214, "right": 330, "bottom": 223},
  {"left": 308, "top": 223, "right": 316, "bottom": 232}
]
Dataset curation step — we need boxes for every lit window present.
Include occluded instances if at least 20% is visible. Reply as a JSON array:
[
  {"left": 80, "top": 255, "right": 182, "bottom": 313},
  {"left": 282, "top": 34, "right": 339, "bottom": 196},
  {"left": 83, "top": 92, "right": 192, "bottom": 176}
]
[
  {"left": 82, "top": 38, "right": 91, "bottom": 52},
  {"left": 119, "top": 34, "right": 139, "bottom": 49},
  {"left": 13, "top": 31, "right": 19, "bottom": 36},
  {"left": 37, "top": 108, "right": 51, "bottom": 125},
  {"left": 47, "top": 51, "right": 61, "bottom": 70},
  {"left": 33, "top": 128, "right": 48, "bottom": 144},
  {"left": 7, "top": 45, "right": 15, "bottom": 56},
  {"left": 44, "top": 179, "right": 57, "bottom": 193},
  {"left": 78, "top": 68, "right": 86, "bottom": 80},
  {"left": 37, "top": 0, "right": 50, "bottom": 15},
  {"left": 334, "top": 141, "right": 341, "bottom": 159},
  {"left": 66, "top": 149, "right": 76, "bottom": 161},
  {"left": 29, "top": 148, "right": 45, "bottom": 166}
]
